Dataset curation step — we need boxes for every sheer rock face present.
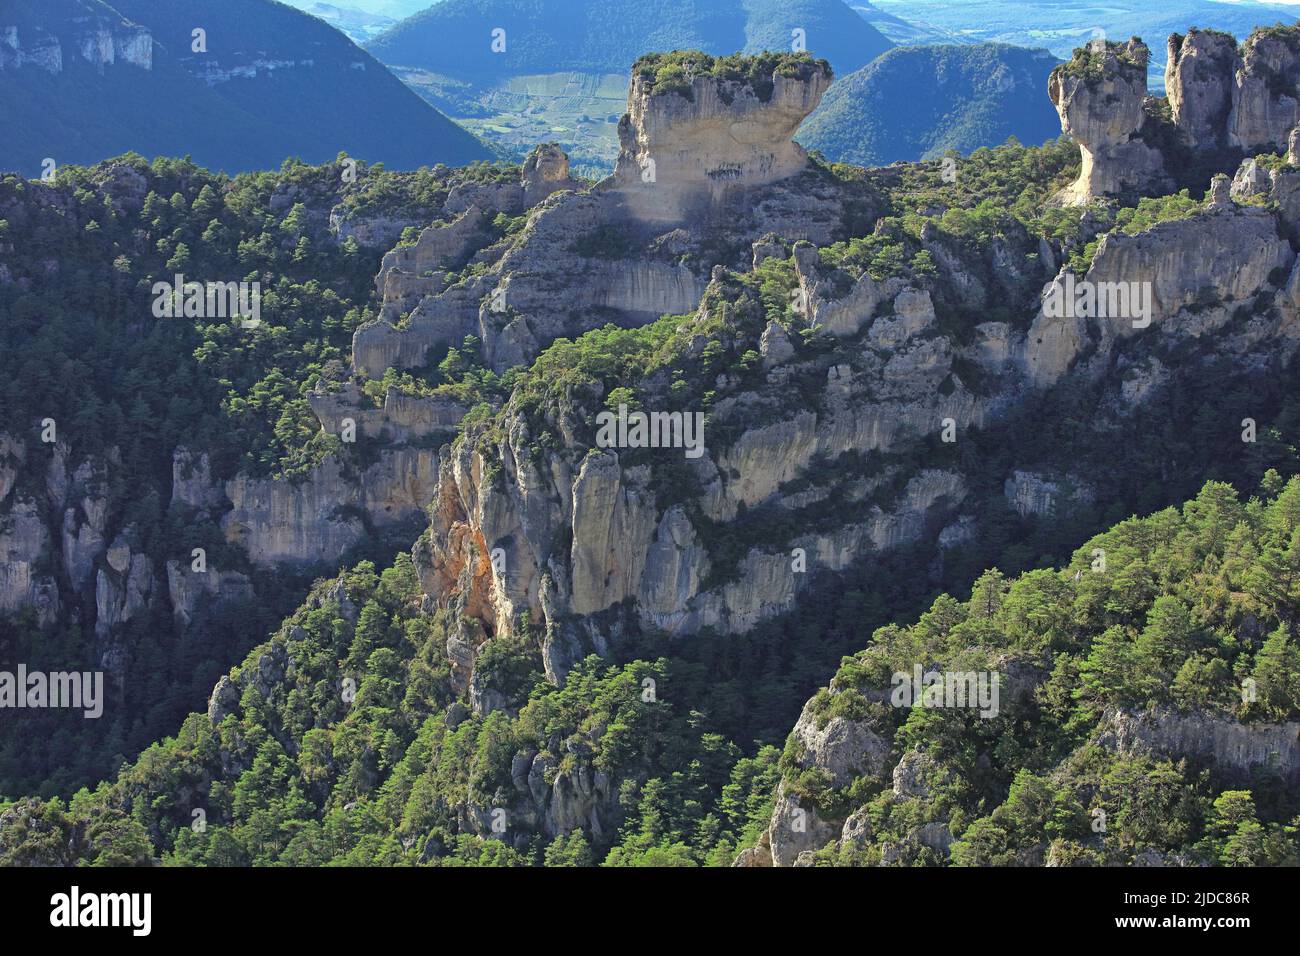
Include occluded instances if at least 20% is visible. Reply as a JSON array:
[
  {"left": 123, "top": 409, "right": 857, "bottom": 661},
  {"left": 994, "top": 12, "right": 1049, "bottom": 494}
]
[
  {"left": 1166, "top": 30, "right": 1238, "bottom": 145},
  {"left": 1049, "top": 40, "right": 1168, "bottom": 204},
  {"left": 1099, "top": 708, "right": 1300, "bottom": 783},
  {"left": 0, "top": 11, "right": 153, "bottom": 74},
  {"left": 1021, "top": 206, "right": 1296, "bottom": 386},
  {"left": 1166, "top": 27, "right": 1300, "bottom": 153},
  {"left": 219, "top": 447, "right": 439, "bottom": 568},
  {"left": 0, "top": 436, "right": 51, "bottom": 623},
  {"left": 1, "top": 441, "right": 125, "bottom": 628},
  {"left": 610, "top": 66, "right": 831, "bottom": 222},
  {"left": 94, "top": 529, "right": 154, "bottom": 638},
  {"left": 0, "top": 498, "right": 58, "bottom": 626},
  {"left": 165, "top": 562, "right": 253, "bottom": 629},
  {"left": 419, "top": 430, "right": 971, "bottom": 679},
  {"left": 1228, "top": 30, "right": 1300, "bottom": 152}
]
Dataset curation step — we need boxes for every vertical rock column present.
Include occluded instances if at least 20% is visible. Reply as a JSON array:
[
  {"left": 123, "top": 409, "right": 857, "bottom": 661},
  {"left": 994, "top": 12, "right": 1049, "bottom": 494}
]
[{"left": 1049, "top": 39, "right": 1169, "bottom": 204}]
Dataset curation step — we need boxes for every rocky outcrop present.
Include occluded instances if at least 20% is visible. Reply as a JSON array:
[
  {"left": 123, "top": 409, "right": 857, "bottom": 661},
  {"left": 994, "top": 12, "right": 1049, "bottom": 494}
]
[
  {"left": 1050, "top": 40, "right": 1169, "bottom": 204},
  {"left": 610, "top": 58, "right": 832, "bottom": 222},
  {"left": 94, "top": 529, "right": 154, "bottom": 638},
  {"left": 767, "top": 698, "right": 892, "bottom": 866},
  {"left": 1166, "top": 26, "right": 1300, "bottom": 154},
  {"left": 352, "top": 185, "right": 718, "bottom": 377},
  {"left": 0, "top": 497, "right": 59, "bottom": 626},
  {"left": 372, "top": 206, "right": 488, "bottom": 322},
  {"left": 1166, "top": 29, "right": 1238, "bottom": 145},
  {"left": 408, "top": 149, "right": 1300, "bottom": 699},
  {"left": 222, "top": 446, "right": 439, "bottom": 568},
  {"left": 0, "top": 440, "right": 131, "bottom": 628},
  {"left": 1053, "top": 26, "right": 1300, "bottom": 202},
  {"left": 411, "top": 276, "right": 978, "bottom": 678},
  {"left": 0, "top": 8, "right": 152, "bottom": 74},
  {"left": 521, "top": 142, "right": 579, "bottom": 206},
  {"left": 306, "top": 383, "right": 465, "bottom": 443},
  {"left": 1021, "top": 206, "right": 1295, "bottom": 386},
  {"left": 1227, "top": 28, "right": 1300, "bottom": 152},
  {"left": 1099, "top": 708, "right": 1300, "bottom": 782},
  {"left": 352, "top": 57, "right": 849, "bottom": 378}
]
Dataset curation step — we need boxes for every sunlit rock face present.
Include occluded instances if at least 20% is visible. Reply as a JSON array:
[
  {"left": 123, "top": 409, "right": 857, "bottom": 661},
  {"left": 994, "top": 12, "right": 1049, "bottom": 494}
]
[
  {"left": 1166, "top": 29, "right": 1238, "bottom": 145},
  {"left": 1049, "top": 39, "right": 1168, "bottom": 205},
  {"left": 1166, "top": 26, "right": 1300, "bottom": 154},
  {"left": 610, "top": 61, "right": 832, "bottom": 222}
]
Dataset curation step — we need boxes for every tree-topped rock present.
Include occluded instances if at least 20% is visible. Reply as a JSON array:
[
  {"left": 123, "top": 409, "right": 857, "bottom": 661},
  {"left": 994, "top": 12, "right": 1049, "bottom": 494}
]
[
  {"left": 1049, "top": 38, "right": 1169, "bottom": 205},
  {"left": 628, "top": 50, "right": 831, "bottom": 102},
  {"left": 611, "top": 51, "right": 832, "bottom": 221},
  {"left": 1052, "top": 25, "right": 1300, "bottom": 205}
]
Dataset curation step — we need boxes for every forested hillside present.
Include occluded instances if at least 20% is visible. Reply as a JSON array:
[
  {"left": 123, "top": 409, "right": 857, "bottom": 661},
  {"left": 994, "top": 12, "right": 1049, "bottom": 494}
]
[
  {"left": 799, "top": 44, "right": 1062, "bottom": 165},
  {"left": 0, "top": 152, "right": 523, "bottom": 795},
  {"left": 5, "top": 472, "right": 1298, "bottom": 866},
  {"left": 772, "top": 475, "right": 1300, "bottom": 866},
  {"left": 0, "top": 0, "right": 489, "bottom": 178},
  {"left": 7, "top": 28, "right": 1300, "bottom": 870}
]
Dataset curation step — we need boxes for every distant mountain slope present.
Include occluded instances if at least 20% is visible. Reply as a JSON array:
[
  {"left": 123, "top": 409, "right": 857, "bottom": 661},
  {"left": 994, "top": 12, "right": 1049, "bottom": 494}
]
[
  {"left": 798, "top": 43, "right": 1062, "bottom": 166},
  {"left": 869, "top": 0, "right": 1300, "bottom": 86},
  {"left": 0, "top": 0, "right": 489, "bottom": 177},
  {"left": 368, "top": 0, "right": 893, "bottom": 80}
]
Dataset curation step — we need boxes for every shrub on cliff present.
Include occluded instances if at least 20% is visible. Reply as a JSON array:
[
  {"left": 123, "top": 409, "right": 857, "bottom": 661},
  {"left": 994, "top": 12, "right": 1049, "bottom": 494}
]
[{"left": 632, "top": 51, "right": 831, "bottom": 103}]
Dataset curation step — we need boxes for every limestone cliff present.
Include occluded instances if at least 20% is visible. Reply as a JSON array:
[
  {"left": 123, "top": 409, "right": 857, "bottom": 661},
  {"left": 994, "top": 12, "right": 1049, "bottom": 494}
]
[
  {"left": 1054, "top": 26, "right": 1300, "bottom": 204},
  {"left": 1227, "top": 27, "right": 1300, "bottom": 152},
  {"left": 0, "top": 2, "right": 153, "bottom": 74},
  {"left": 405, "top": 166, "right": 1300, "bottom": 700},
  {"left": 1166, "top": 29, "right": 1238, "bottom": 146},
  {"left": 1099, "top": 708, "right": 1300, "bottom": 783},
  {"left": 1021, "top": 205, "right": 1296, "bottom": 385}
]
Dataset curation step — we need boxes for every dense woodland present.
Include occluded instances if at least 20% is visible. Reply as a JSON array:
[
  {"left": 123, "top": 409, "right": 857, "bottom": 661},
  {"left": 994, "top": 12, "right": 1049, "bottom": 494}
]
[
  {"left": 0, "top": 153, "right": 518, "bottom": 794},
  {"left": 3, "top": 474, "right": 1299, "bottom": 866}
]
